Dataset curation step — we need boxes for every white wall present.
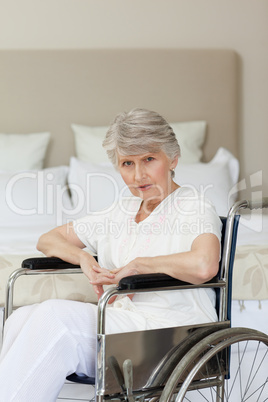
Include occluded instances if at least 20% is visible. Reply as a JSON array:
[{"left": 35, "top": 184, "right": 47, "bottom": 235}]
[{"left": 0, "top": 0, "right": 267, "bottom": 197}]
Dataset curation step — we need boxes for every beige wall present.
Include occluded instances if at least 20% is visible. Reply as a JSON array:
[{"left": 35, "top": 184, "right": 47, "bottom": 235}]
[{"left": 0, "top": 0, "right": 267, "bottom": 196}]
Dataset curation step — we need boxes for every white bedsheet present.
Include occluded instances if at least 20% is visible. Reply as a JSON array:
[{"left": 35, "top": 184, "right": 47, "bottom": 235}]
[
  {"left": 237, "top": 211, "right": 268, "bottom": 246},
  {"left": 0, "top": 224, "right": 53, "bottom": 254},
  {"left": 232, "top": 299, "right": 268, "bottom": 334}
]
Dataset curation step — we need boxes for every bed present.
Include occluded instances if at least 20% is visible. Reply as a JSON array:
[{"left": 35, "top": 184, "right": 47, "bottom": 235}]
[{"left": 0, "top": 49, "right": 267, "bottom": 340}]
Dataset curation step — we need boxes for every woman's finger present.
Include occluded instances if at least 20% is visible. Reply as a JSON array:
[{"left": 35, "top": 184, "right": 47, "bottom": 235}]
[
  {"left": 90, "top": 276, "right": 116, "bottom": 285},
  {"left": 91, "top": 265, "right": 104, "bottom": 273},
  {"left": 110, "top": 267, "right": 122, "bottom": 274},
  {"left": 93, "top": 284, "right": 104, "bottom": 299},
  {"left": 92, "top": 265, "right": 115, "bottom": 278}
]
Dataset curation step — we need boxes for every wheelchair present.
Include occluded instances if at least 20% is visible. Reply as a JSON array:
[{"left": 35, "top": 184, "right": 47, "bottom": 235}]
[{"left": 4, "top": 198, "right": 268, "bottom": 401}]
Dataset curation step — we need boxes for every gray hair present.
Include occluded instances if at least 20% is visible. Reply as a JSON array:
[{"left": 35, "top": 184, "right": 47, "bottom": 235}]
[{"left": 102, "top": 109, "right": 180, "bottom": 177}]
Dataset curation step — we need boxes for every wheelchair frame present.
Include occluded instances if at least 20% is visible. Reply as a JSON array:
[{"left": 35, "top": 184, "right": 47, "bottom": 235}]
[{"left": 4, "top": 198, "right": 268, "bottom": 401}]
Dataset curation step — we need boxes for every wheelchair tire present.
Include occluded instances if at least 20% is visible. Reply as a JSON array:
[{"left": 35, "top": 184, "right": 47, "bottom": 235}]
[{"left": 160, "top": 327, "right": 268, "bottom": 402}]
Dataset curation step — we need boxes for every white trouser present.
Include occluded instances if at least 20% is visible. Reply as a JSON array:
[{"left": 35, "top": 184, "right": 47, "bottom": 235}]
[
  {"left": 0, "top": 295, "right": 202, "bottom": 401},
  {"left": 0, "top": 299, "right": 98, "bottom": 402}
]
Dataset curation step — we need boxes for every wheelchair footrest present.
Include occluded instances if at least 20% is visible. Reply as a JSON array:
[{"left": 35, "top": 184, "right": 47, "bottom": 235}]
[{"left": 66, "top": 373, "right": 95, "bottom": 384}]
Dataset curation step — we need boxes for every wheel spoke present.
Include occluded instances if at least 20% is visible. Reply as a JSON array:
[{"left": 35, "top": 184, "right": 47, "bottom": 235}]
[
  {"left": 243, "top": 341, "right": 260, "bottom": 396},
  {"left": 243, "top": 345, "right": 268, "bottom": 400},
  {"left": 243, "top": 377, "right": 268, "bottom": 402},
  {"left": 227, "top": 340, "right": 248, "bottom": 399},
  {"left": 196, "top": 389, "right": 211, "bottom": 401}
]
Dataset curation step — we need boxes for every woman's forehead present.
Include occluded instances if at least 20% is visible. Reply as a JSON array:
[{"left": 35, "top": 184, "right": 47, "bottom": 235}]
[{"left": 117, "top": 151, "right": 163, "bottom": 161}]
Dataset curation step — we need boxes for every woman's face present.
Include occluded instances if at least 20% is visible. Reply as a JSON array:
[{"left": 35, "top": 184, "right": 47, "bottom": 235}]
[{"left": 118, "top": 150, "right": 178, "bottom": 204}]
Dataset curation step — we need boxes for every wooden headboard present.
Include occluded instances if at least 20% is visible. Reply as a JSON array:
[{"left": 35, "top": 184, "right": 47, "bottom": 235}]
[{"left": 0, "top": 49, "right": 238, "bottom": 167}]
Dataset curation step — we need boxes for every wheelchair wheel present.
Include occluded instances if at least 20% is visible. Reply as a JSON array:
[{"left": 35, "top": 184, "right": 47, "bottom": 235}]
[{"left": 160, "top": 327, "right": 268, "bottom": 402}]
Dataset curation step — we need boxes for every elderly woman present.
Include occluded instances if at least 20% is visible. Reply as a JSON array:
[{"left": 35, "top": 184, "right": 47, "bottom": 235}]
[{"left": 0, "top": 109, "right": 221, "bottom": 401}]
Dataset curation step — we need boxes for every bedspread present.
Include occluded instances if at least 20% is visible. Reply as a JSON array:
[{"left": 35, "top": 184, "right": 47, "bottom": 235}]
[
  {"left": 232, "top": 244, "right": 268, "bottom": 301},
  {"left": 0, "top": 254, "right": 97, "bottom": 307}
]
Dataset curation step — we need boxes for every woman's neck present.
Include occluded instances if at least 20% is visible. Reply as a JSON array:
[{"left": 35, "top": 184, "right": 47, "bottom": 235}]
[{"left": 135, "top": 182, "right": 180, "bottom": 223}]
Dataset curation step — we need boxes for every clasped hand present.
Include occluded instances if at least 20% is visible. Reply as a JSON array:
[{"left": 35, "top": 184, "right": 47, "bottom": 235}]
[{"left": 81, "top": 256, "right": 141, "bottom": 300}]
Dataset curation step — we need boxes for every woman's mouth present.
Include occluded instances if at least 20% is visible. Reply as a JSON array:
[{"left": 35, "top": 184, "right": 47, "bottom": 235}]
[{"left": 137, "top": 184, "right": 152, "bottom": 191}]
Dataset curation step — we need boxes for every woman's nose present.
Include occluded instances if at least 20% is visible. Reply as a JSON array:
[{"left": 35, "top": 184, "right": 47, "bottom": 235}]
[{"left": 134, "top": 164, "right": 146, "bottom": 181}]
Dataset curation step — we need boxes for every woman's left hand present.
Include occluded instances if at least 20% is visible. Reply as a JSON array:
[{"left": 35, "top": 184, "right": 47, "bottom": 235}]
[
  {"left": 110, "top": 259, "right": 141, "bottom": 283},
  {"left": 90, "top": 258, "right": 153, "bottom": 303},
  {"left": 90, "top": 258, "right": 145, "bottom": 286}
]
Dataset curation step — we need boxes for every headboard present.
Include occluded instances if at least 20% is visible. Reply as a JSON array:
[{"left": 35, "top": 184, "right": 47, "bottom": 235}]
[{"left": 0, "top": 49, "right": 238, "bottom": 167}]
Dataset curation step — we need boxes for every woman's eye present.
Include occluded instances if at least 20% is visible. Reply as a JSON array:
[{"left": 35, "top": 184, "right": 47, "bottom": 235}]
[
  {"left": 123, "top": 161, "right": 133, "bottom": 167},
  {"left": 146, "top": 157, "right": 154, "bottom": 162}
]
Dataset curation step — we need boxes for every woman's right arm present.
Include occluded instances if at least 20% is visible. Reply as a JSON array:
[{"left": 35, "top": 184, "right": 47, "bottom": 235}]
[
  {"left": 37, "top": 222, "right": 114, "bottom": 297},
  {"left": 37, "top": 222, "right": 90, "bottom": 266}
]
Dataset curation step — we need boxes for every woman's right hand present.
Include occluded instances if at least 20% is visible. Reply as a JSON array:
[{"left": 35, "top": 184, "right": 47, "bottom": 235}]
[
  {"left": 79, "top": 252, "right": 115, "bottom": 299},
  {"left": 37, "top": 223, "right": 115, "bottom": 299}
]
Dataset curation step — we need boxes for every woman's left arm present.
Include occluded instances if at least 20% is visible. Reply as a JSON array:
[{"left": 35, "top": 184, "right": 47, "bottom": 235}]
[{"left": 111, "top": 233, "right": 220, "bottom": 285}]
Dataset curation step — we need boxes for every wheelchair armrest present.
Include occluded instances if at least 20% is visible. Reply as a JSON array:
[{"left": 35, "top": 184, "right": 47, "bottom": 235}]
[
  {"left": 118, "top": 273, "right": 220, "bottom": 290},
  {"left": 21, "top": 257, "right": 81, "bottom": 270}
]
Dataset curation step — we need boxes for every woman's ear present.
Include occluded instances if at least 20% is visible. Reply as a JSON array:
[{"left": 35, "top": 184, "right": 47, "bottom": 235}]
[{"left": 171, "top": 155, "right": 179, "bottom": 170}]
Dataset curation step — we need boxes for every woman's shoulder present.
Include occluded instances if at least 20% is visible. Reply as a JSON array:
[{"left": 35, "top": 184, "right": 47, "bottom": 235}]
[
  {"left": 172, "top": 186, "right": 218, "bottom": 216},
  {"left": 171, "top": 186, "right": 221, "bottom": 238},
  {"left": 174, "top": 185, "right": 204, "bottom": 199},
  {"left": 173, "top": 185, "right": 206, "bottom": 205}
]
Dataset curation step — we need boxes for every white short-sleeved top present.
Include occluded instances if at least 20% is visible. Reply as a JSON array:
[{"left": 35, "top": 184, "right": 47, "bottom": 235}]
[{"left": 73, "top": 186, "right": 222, "bottom": 330}]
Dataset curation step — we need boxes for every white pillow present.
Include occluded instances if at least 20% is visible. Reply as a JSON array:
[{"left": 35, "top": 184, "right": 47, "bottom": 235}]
[
  {"left": 72, "top": 124, "right": 109, "bottom": 164},
  {"left": 0, "top": 132, "right": 50, "bottom": 170},
  {"left": 170, "top": 121, "right": 206, "bottom": 164},
  {"left": 72, "top": 121, "right": 206, "bottom": 165},
  {"left": 0, "top": 166, "right": 72, "bottom": 230},
  {"left": 67, "top": 157, "right": 130, "bottom": 219},
  {"left": 174, "top": 147, "right": 239, "bottom": 216}
]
